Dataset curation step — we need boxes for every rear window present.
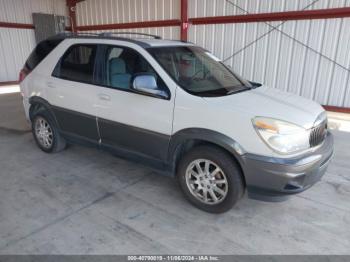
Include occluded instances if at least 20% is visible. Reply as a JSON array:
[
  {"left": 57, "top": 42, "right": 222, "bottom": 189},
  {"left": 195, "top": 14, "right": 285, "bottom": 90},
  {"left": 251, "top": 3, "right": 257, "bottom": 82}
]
[
  {"left": 25, "top": 38, "right": 64, "bottom": 71},
  {"left": 52, "top": 44, "right": 97, "bottom": 84}
]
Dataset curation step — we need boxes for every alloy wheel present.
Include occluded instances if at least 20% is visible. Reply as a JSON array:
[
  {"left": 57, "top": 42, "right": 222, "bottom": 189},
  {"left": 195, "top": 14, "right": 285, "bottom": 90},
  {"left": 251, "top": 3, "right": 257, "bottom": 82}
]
[
  {"left": 185, "top": 159, "right": 228, "bottom": 205},
  {"left": 34, "top": 117, "right": 53, "bottom": 149}
]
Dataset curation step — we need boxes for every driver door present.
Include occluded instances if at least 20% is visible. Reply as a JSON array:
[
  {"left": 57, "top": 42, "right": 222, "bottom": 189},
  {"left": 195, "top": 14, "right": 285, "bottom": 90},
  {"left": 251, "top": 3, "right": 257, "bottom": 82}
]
[{"left": 94, "top": 44, "right": 175, "bottom": 162}]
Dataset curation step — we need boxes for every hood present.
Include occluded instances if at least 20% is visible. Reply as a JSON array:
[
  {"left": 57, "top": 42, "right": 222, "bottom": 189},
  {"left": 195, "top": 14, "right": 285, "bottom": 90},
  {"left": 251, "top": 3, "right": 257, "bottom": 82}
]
[{"left": 203, "top": 86, "right": 324, "bottom": 129}]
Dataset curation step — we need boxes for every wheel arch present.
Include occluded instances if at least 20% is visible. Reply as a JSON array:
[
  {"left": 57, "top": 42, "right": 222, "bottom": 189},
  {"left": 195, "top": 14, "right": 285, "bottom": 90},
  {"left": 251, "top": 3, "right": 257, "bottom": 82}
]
[
  {"left": 28, "top": 96, "right": 59, "bottom": 127},
  {"left": 168, "top": 128, "right": 246, "bottom": 185}
]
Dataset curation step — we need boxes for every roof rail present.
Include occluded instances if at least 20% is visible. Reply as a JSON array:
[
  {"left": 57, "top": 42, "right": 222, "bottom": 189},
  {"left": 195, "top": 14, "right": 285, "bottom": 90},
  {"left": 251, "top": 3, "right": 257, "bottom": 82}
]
[
  {"left": 49, "top": 32, "right": 100, "bottom": 39},
  {"left": 99, "top": 32, "right": 161, "bottom": 39},
  {"left": 57, "top": 32, "right": 100, "bottom": 37}
]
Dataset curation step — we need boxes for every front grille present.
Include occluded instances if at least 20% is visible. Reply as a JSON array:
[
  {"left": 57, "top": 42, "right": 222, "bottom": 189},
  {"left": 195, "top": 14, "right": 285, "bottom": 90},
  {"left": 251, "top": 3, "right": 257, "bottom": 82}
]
[{"left": 309, "top": 120, "right": 327, "bottom": 147}]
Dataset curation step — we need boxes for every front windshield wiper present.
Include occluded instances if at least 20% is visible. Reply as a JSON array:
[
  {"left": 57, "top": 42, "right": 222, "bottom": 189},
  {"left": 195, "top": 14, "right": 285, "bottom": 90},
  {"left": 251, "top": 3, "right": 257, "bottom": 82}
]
[
  {"left": 227, "top": 85, "right": 251, "bottom": 95},
  {"left": 190, "top": 88, "right": 228, "bottom": 97},
  {"left": 249, "top": 81, "right": 262, "bottom": 88},
  {"left": 190, "top": 86, "right": 251, "bottom": 97}
]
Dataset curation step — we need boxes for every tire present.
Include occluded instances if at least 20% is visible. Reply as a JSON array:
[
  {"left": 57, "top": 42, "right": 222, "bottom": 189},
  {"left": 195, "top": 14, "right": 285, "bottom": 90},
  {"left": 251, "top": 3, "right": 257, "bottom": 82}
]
[
  {"left": 32, "top": 110, "right": 66, "bottom": 153},
  {"left": 177, "top": 145, "right": 244, "bottom": 213}
]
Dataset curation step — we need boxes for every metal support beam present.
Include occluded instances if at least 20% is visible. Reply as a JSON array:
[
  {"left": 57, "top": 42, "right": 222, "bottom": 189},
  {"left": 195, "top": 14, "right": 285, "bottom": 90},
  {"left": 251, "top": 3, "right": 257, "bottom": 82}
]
[
  {"left": 180, "top": 0, "right": 188, "bottom": 41},
  {"left": 0, "top": 22, "right": 34, "bottom": 29},
  {"left": 323, "top": 106, "right": 350, "bottom": 114},
  {"left": 190, "top": 7, "right": 350, "bottom": 25},
  {"left": 66, "top": 0, "right": 83, "bottom": 32},
  {"left": 77, "top": 19, "right": 181, "bottom": 31}
]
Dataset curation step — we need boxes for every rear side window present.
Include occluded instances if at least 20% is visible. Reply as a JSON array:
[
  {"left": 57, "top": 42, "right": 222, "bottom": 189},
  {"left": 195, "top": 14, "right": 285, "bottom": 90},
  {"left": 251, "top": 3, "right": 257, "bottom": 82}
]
[
  {"left": 52, "top": 44, "right": 97, "bottom": 84},
  {"left": 25, "top": 38, "right": 64, "bottom": 71}
]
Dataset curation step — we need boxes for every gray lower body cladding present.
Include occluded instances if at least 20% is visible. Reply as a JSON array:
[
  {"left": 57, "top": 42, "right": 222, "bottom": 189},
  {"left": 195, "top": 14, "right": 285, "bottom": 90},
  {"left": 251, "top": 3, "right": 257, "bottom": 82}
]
[{"left": 241, "top": 132, "right": 334, "bottom": 196}]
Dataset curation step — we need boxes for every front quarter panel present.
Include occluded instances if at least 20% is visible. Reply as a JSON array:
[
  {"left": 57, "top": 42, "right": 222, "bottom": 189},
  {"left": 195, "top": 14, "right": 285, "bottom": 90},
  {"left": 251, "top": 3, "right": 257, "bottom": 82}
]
[{"left": 172, "top": 87, "right": 274, "bottom": 157}]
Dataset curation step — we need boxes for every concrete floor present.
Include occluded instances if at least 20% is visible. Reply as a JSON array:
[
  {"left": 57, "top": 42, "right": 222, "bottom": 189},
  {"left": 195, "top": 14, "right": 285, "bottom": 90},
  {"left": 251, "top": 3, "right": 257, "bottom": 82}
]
[
  {"left": 0, "top": 89, "right": 30, "bottom": 132},
  {"left": 0, "top": 90, "right": 350, "bottom": 254}
]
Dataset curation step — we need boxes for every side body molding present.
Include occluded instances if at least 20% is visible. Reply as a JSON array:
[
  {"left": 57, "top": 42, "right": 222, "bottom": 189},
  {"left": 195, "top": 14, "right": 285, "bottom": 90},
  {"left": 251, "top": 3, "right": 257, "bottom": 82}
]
[
  {"left": 167, "top": 128, "right": 245, "bottom": 174},
  {"left": 29, "top": 96, "right": 99, "bottom": 143},
  {"left": 27, "top": 100, "right": 246, "bottom": 178}
]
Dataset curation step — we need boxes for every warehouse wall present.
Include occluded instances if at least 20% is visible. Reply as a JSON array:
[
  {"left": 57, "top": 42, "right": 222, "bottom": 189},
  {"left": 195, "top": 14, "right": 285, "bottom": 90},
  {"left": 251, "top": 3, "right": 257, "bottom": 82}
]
[
  {"left": 76, "top": 0, "right": 180, "bottom": 39},
  {"left": 85, "top": 27, "right": 180, "bottom": 40},
  {"left": 76, "top": 0, "right": 180, "bottom": 25},
  {"left": 0, "top": 0, "right": 67, "bottom": 82},
  {"left": 188, "top": 0, "right": 350, "bottom": 107},
  {"left": 189, "top": 0, "right": 350, "bottom": 17}
]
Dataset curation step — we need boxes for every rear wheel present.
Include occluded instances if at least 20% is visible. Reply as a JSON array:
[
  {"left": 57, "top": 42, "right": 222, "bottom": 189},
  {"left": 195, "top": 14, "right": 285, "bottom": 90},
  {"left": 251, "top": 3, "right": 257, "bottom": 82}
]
[
  {"left": 177, "top": 145, "right": 244, "bottom": 213},
  {"left": 32, "top": 111, "right": 66, "bottom": 153}
]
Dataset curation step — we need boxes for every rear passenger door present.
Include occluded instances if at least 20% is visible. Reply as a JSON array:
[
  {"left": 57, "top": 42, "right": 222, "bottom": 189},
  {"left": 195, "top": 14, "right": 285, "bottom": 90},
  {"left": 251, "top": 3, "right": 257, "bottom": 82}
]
[
  {"left": 94, "top": 44, "right": 175, "bottom": 161},
  {"left": 49, "top": 44, "right": 100, "bottom": 142}
]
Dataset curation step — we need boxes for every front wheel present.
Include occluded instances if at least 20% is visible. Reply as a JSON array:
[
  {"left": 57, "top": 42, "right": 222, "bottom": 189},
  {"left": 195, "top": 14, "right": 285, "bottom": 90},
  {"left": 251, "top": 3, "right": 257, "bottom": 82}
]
[{"left": 177, "top": 145, "right": 244, "bottom": 213}]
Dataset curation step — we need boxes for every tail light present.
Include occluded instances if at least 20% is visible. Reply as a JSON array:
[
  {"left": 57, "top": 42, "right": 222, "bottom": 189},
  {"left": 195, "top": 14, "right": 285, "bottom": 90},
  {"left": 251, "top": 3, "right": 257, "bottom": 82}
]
[{"left": 19, "top": 67, "right": 31, "bottom": 83}]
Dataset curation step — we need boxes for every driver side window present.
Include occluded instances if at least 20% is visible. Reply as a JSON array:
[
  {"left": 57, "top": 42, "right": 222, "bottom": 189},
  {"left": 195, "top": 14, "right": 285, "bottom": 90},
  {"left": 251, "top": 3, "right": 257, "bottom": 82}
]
[{"left": 101, "top": 45, "right": 167, "bottom": 92}]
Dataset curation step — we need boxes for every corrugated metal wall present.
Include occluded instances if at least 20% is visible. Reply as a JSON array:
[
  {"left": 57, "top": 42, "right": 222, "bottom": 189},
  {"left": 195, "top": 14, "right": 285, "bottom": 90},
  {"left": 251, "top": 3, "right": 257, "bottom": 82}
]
[
  {"left": 189, "top": 0, "right": 350, "bottom": 17},
  {"left": 188, "top": 0, "right": 350, "bottom": 107},
  {"left": 76, "top": 0, "right": 180, "bottom": 25},
  {"left": 0, "top": 0, "right": 66, "bottom": 23},
  {"left": 0, "top": 28, "right": 35, "bottom": 82},
  {"left": 76, "top": 0, "right": 180, "bottom": 40},
  {"left": 0, "top": 0, "right": 67, "bottom": 82},
  {"left": 85, "top": 27, "right": 180, "bottom": 40},
  {"left": 189, "top": 18, "right": 350, "bottom": 107}
]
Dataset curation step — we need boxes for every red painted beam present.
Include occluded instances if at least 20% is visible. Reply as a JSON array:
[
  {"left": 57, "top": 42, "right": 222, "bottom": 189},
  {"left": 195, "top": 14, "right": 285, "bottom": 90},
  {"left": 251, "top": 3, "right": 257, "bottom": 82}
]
[
  {"left": 190, "top": 7, "right": 350, "bottom": 25},
  {"left": 0, "top": 22, "right": 34, "bottom": 29},
  {"left": 77, "top": 19, "right": 181, "bottom": 31},
  {"left": 0, "top": 21, "right": 71, "bottom": 31},
  {"left": 323, "top": 105, "right": 350, "bottom": 114},
  {"left": 180, "top": 0, "right": 188, "bottom": 41}
]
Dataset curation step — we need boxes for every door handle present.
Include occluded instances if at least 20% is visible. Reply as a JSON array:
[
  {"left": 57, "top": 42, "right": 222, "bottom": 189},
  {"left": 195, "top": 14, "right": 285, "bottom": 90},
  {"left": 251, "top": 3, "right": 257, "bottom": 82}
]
[
  {"left": 47, "top": 81, "right": 56, "bottom": 88},
  {"left": 98, "top": 93, "right": 111, "bottom": 101}
]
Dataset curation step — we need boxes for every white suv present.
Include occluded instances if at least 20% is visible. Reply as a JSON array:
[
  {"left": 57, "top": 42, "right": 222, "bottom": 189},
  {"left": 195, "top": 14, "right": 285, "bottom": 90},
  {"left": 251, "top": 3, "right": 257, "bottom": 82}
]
[{"left": 20, "top": 33, "right": 333, "bottom": 213}]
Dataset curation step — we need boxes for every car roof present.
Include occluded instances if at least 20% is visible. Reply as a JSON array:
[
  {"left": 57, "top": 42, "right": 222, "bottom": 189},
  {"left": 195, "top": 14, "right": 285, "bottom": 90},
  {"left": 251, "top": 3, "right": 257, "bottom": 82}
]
[{"left": 47, "top": 33, "right": 194, "bottom": 49}]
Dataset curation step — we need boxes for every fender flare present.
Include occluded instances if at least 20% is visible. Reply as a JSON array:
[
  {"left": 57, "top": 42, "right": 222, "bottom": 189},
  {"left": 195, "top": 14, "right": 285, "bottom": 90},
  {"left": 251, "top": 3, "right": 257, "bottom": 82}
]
[
  {"left": 28, "top": 96, "right": 60, "bottom": 128},
  {"left": 167, "top": 128, "right": 246, "bottom": 172}
]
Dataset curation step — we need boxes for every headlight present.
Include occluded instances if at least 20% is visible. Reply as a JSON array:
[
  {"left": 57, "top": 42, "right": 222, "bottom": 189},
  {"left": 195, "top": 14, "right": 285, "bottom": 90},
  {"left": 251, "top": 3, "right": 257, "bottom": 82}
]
[{"left": 252, "top": 117, "right": 310, "bottom": 154}]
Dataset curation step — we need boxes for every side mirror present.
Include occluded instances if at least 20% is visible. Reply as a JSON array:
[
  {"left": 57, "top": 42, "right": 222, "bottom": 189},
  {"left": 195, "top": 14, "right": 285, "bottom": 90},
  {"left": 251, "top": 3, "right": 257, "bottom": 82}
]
[{"left": 132, "top": 74, "right": 169, "bottom": 99}]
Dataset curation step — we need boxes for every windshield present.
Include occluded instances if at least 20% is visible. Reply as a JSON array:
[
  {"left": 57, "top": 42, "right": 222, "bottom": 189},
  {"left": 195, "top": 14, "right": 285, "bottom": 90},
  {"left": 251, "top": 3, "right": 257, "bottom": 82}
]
[{"left": 148, "top": 46, "right": 252, "bottom": 97}]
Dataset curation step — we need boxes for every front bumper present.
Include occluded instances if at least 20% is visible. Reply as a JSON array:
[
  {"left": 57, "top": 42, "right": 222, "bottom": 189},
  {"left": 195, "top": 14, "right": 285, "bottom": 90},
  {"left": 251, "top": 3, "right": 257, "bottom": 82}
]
[{"left": 241, "top": 132, "right": 334, "bottom": 197}]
